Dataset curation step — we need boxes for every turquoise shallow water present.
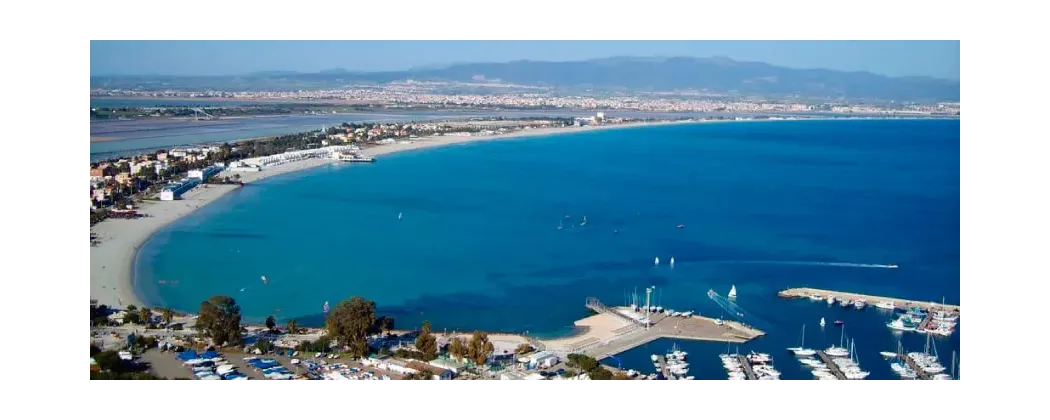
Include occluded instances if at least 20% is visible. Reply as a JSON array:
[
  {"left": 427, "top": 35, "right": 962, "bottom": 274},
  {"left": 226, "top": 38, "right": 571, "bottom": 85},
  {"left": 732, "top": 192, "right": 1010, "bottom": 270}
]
[{"left": 135, "top": 119, "right": 959, "bottom": 379}]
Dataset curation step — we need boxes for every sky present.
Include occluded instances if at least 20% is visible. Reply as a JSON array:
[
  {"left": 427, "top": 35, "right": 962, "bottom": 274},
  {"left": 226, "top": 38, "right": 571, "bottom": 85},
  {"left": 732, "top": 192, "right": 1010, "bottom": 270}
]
[{"left": 91, "top": 41, "right": 960, "bottom": 80}]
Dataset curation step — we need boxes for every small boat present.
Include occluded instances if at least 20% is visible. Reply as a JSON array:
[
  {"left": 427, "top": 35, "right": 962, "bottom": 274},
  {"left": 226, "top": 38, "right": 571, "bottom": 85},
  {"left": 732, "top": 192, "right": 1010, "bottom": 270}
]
[
  {"left": 887, "top": 318, "right": 916, "bottom": 332},
  {"left": 875, "top": 301, "right": 895, "bottom": 310},
  {"left": 819, "top": 317, "right": 826, "bottom": 327},
  {"left": 879, "top": 351, "right": 897, "bottom": 359},
  {"left": 397, "top": 212, "right": 403, "bottom": 221},
  {"left": 787, "top": 324, "right": 816, "bottom": 356},
  {"left": 825, "top": 346, "right": 849, "bottom": 357},
  {"left": 728, "top": 285, "right": 737, "bottom": 298},
  {"left": 670, "top": 257, "right": 675, "bottom": 267},
  {"left": 557, "top": 220, "right": 563, "bottom": 230},
  {"left": 580, "top": 216, "right": 587, "bottom": 226},
  {"left": 650, "top": 354, "right": 659, "bottom": 362},
  {"left": 654, "top": 257, "right": 660, "bottom": 266},
  {"left": 839, "top": 299, "right": 851, "bottom": 308},
  {"left": 887, "top": 264, "right": 898, "bottom": 268},
  {"left": 827, "top": 296, "right": 835, "bottom": 305},
  {"left": 854, "top": 299, "right": 867, "bottom": 310},
  {"left": 834, "top": 320, "right": 844, "bottom": 326},
  {"left": 677, "top": 224, "right": 685, "bottom": 229}
]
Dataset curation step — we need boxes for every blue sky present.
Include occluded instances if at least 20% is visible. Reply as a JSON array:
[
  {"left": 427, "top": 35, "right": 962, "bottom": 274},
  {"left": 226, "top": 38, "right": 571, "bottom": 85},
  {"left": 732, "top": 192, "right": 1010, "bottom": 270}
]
[{"left": 91, "top": 41, "right": 960, "bottom": 80}]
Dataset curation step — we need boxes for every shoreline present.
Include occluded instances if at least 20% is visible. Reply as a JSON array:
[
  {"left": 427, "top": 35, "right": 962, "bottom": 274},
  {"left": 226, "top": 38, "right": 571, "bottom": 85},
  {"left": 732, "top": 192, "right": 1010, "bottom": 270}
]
[{"left": 90, "top": 117, "right": 954, "bottom": 312}]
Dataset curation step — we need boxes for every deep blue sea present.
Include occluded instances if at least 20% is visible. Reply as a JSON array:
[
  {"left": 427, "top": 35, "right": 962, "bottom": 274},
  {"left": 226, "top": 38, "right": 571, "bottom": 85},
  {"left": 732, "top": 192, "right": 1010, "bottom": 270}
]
[{"left": 134, "top": 119, "right": 960, "bottom": 379}]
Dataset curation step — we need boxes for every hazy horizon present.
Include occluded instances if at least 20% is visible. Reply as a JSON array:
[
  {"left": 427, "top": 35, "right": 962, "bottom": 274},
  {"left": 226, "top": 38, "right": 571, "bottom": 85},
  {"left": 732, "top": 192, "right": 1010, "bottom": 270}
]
[{"left": 90, "top": 41, "right": 960, "bottom": 81}]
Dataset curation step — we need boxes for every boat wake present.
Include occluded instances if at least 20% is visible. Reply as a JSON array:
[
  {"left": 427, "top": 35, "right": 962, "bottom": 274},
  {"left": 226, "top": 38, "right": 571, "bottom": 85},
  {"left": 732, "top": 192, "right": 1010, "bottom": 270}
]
[{"left": 717, "top": 260, "right": 898, "bottom": 269}]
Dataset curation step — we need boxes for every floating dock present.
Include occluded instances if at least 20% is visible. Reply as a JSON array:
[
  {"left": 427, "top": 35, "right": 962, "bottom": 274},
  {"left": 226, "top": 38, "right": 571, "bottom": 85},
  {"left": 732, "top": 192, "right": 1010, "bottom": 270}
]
[
  {"left": 539, "top": 298, "right": 765, "bottom": 359},
  {"left": 902, "top": 354, "right": 936, "bottom": 380},
  {"left": 778, "top": 288, "right": 960, "bottom": 314},
  {"left": 735, "top": 354, "right": 758, "bottom": 380},
  {"left": 816, "top": 351, "right": 847, "bottom": 380}
]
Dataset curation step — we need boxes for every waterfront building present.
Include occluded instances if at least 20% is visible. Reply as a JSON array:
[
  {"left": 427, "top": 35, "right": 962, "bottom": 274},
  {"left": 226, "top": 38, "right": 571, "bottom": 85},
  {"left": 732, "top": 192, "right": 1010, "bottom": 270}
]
[
  {"left": 159, "top": 177, "right": 201, "bottom": 201},
  {"left": 187, "top": 165, "right": 222, "bottom": 181}
]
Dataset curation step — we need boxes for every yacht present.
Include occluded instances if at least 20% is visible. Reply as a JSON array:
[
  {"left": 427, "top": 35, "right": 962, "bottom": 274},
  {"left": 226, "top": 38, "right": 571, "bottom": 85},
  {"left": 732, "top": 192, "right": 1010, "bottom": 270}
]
[
  {"left": 800, "top": 359, "right": 826, "bottom": 368},
  {"left": 747, "top": 351, "right": 773, "bottom": 364},
  {"left": 854, "top": 299, "right": 867, "bottom": 309},
  {"left": 875, "top": 301, "right": 895, "bottom": 310},
  {"left": 887, "top": 318, "right": 916, "bottom": 332},
  {"left": 819, "top": 317, "right": 826, "bottom": 328},
  {"left": 654, "top": 257, "right": 659, "bottom": 266},
  {"left": 787, "top": 324, "right": 816, "bottom": 356},
  {"left": 670, "top": 257, "right": 675, "bottom": 267},
  {"left": 825, "top": 346, "right": 850, "bottom": 357}
]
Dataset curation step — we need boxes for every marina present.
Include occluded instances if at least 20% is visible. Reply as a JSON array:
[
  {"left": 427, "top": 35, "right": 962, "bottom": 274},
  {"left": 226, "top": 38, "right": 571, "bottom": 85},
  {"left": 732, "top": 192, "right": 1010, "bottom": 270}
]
[
  {"left": 778, "top": 287, "right": 960, "bottom": 313},
  {"left": 540, "top": 297, "right": 765, "bottom": 360}
]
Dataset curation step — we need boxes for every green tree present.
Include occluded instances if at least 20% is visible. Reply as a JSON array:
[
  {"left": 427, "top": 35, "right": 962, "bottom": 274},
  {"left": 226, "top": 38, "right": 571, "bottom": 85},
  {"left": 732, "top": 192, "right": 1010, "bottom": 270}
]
[
  {"left": 126, "top": 304, "right": 137, "bottom": 312},
  {"left": 287, "top": 319, "right": 298, "bottom": 334},
  {"left": 122, "top": 310, "right": 141, "bottom": 325},
  {"left": 515, "top": 343, "right": 534, "bottom": 355},
  {"left": 415, "top": 320, "right": 438, "bottom": 361},
  {"left": 589, "top": 367, "right": 614, "bottom": 380},
  {"left": 325, "top": 296, "right": 376, "bottom": 358},
  {"left": 265, "top": 315, "right": 276, "bottom": 331},
  {"left": 139, "top": 307, "right": 152, "bottom": 325},
  {"left": 196, "top": 295, "right": 243, "bottom": 346},
  {"left": 376, "top": 316, "right": 395, "bottom": 336},
  {"left": 93, "top": 350, "right": 129, "bottom": 373},
  {"left": 162, "top": 308, "right": 174, "bottom": 326},
  {"left": 448, "top": 337, "right": 466, "bottom": 360},
  {"left": 467, "top": 330, "right": 495, "bottom": 366}
]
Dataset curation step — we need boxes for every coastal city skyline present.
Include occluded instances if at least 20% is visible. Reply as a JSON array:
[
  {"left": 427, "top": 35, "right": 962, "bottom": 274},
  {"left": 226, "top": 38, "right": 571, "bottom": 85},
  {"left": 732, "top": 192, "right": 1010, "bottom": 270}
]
[
  {"left": 90, "top": 40, "right": 960, "bottom": 383},
  {"left": 91, "top": 41, "right": 961, "bottom": 80}
]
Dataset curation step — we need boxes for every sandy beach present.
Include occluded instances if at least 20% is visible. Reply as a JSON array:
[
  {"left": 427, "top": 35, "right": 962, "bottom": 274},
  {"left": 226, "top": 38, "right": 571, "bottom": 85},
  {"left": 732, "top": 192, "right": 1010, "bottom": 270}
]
[{"left": 87, "top": 118, "right": 770, "bottom": 310}]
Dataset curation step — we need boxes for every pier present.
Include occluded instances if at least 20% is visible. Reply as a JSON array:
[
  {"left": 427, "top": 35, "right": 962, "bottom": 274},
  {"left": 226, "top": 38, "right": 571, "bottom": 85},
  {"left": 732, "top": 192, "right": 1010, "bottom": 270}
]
[
  {"left": 815, "top": 351, "right": 847, "bottom": 380},
  {"left": 907, "top": 352, "right": 932, "bottom": 382},
  {"left": 735, "top": 354, "right": 758, "bottom": 380},
  {"left": 778, "top": 288, "right": 960, "bottom": 314},
  {"left": 541, "top": 298, "right": 765, "bottom": 359}
]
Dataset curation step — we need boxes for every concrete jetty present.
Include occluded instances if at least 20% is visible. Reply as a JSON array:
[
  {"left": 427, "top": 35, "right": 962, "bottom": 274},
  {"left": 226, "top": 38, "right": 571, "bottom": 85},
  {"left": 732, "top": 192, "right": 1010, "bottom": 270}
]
[
  {"left": 539, "top": 298, "right": 765, "bottom": 359},
  {"left": 735, "top": 354, "right": 758, "bottom": 380},
  {"left": 816, "top": 351, "right": 847, "bottom": 380},
  {"left": 778, "top": 288, "right": 960, "bottom": 314}
]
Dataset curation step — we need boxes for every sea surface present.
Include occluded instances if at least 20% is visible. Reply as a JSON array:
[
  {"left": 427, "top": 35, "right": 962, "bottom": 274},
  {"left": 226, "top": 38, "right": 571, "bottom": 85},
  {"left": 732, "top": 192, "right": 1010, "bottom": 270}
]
[{"left": 134, "top": 119, "right": 960, "bottom": 379}]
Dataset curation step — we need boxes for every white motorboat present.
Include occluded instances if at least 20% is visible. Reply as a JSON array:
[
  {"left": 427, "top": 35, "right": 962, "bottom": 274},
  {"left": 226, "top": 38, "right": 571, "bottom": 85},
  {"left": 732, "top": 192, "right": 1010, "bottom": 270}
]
[
  {"left": 808, "top": 293, "right": 823, "bottom": 301},
  {"left": 650, "top": 354, "right": 659, "bottom": 362},
  {"left": 827, "top": 296, "right": 835, "bottom": 305},
  {"left": 887, "top": 318, "right": 916, "bottom": 332},
  {"left": 875, "top": 301, "right": 895, "bottom": 310},
  {"left": 854, "top": 299, "right": 867, "bottom": 309},
  {"left": 839, "top": 299, "right": 851, "bottom": 308},
  {"left": 800, "top": 359, "right": 826, "bottom": 369},
  {"left": 654, "top": 257, "right": 659, "bottom": 266},
  {"left": 819, "top": 317, "right": 826, "bottom": 328},
  {"left": 670, "top": 257, "right": 675, "bottom": 267},
  {"left": 879, "top": 351, "right": 897, "bottom": 358}
]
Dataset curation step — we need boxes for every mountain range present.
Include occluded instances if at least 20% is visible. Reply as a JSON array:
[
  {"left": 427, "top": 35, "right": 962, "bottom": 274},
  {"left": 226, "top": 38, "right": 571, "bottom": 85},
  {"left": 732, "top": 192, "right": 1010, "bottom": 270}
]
[{"left": 91, "top": 56, "right": 960, "bottom": 102}]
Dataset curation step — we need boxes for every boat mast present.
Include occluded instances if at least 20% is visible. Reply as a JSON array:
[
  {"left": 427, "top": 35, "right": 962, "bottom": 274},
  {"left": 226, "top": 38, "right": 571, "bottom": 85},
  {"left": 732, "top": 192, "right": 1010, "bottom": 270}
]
[{"left": 951, "top": 350, "right": 957, "bottom": 379}]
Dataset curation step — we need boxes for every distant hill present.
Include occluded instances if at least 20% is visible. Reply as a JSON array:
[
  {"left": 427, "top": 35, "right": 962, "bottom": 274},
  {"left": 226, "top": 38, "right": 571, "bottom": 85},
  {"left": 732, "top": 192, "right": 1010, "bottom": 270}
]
[{"left": 91, "top": 56, "right": 959, "bottom": 102}]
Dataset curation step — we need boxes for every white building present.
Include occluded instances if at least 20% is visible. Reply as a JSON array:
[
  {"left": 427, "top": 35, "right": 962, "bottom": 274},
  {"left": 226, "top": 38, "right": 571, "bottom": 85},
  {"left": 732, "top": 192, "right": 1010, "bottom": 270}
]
[{"left": 527, "top": 351, "right": 559, "bottom": 369}]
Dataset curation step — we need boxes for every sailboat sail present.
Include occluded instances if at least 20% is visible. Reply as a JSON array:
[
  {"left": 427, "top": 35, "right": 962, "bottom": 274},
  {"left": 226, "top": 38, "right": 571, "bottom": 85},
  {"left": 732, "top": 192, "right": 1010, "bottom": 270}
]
[{"left": 728, "top": 285, "right": 737, "bottom": 298}]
